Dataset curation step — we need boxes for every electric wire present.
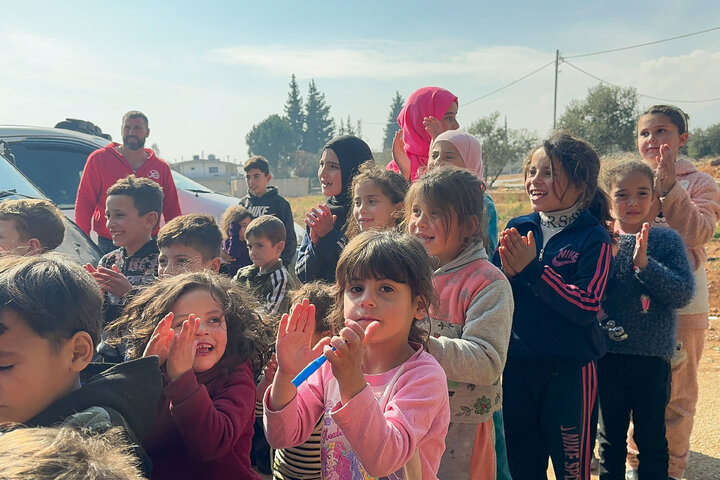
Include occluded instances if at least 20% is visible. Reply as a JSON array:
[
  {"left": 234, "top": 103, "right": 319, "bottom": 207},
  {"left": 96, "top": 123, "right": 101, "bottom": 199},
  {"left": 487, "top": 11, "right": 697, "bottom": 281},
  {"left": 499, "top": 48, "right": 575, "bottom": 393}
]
[
  {"left": 565, "top": 26, "right": 720, "bottom": 59},
  {"left": 461, "top": 61, "right": 555, "bottom": 107}
]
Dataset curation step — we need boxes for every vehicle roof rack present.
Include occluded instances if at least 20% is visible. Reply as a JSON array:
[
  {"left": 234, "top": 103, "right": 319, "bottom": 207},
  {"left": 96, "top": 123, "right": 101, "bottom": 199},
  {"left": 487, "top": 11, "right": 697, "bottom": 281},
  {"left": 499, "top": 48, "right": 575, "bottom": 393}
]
[{"left": 54, "top": 118, "right": 112, "bottom": 141}]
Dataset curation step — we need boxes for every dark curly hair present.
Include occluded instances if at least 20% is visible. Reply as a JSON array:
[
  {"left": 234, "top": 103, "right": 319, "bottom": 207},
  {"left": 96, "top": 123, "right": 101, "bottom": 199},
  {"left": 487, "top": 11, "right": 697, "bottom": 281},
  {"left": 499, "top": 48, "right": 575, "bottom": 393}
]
[{"left": 104, "top": 271, "right": 271, "bottom": 375}]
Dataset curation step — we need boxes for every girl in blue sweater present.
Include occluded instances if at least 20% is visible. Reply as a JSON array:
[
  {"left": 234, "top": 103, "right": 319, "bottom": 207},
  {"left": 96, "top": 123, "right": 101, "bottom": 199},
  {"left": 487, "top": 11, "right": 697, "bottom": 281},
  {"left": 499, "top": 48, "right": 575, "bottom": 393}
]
[
  {"left": 597, "top": 159, "right": 694, "bottom": 480},
  {"left": 493, "top": 131, "right": 614, "bottom": 480}
]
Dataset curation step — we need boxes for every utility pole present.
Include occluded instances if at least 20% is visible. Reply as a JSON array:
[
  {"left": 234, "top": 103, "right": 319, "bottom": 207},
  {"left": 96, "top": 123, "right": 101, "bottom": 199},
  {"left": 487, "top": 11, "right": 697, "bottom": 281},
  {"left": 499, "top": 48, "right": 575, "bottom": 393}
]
[{"left": 553, "top": 49, "right": 560, "bottom": 130}]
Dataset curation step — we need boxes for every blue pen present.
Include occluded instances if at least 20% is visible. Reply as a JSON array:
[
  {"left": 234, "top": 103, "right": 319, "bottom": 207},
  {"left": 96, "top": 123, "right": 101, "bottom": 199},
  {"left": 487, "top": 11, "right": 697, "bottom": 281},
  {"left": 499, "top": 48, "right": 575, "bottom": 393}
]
[{"left": 291, "top": 347, "right": 335, "bottom": 387}]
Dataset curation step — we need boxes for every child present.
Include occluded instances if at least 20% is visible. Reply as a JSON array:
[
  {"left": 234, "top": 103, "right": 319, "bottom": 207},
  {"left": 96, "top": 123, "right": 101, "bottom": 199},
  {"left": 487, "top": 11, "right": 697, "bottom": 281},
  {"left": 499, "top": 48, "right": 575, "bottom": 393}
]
[
  {"left": 626, "top": 105, "right": 720, "bottom": 479},
  {"left": 241, "top": 155, "right": 297, "bottom": 268},
  {"left": 219, "top": 204, "right": 253, "bottom": 277},
  {"left": 296, "top": 134, "right": 371, "bottom": 283},
  {"left": 105, "top": 271, "right": 271, "bottom": 480},
  {"left": 345, "top": 161, "right": 407, "bottom": 240},
  {"left": 0, "top": 199, "right": 65, "bottom": 254},
  {"left": 85, "top": 175, "right": 163, "bottom": 326},
  {"left": 386, "top": 86, "right": 459, "bottom": 181},
  {"left": 157, "top": 213, "right": 223, "bottom": 276},
  {"left": 406, "top": 167, "right": 513, "bottom": 479},
  {"left": 265, "top": 231, "right": 451, "bottom": 479},
  {"left": 597, "top": 159, "right": 694, "bottom": 479},
  {"left": 0, "top": 254, "right": 162, "bottom": 474},
  {"left": 235, "top": 215, "right": 295, "bottom": 315},
  {"left": 428, "top": 129, "right": 499, "bottom": 249},
  {"left": 0, "top": 426, "right": 145, "bottom": 480},
  {"left": 492, "top": 131, "right": 614, "bottom": 480},
  {"left": 256, "top": 282, "right": 335, "bottom": 480}
]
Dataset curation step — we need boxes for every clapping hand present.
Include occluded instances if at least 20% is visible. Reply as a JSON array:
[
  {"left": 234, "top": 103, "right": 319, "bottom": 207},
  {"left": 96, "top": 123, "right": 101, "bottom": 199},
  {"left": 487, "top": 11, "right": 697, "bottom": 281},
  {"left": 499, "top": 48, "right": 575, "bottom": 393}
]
[{"left": 498, "top": 228, "right": 537, "bottom": 278}]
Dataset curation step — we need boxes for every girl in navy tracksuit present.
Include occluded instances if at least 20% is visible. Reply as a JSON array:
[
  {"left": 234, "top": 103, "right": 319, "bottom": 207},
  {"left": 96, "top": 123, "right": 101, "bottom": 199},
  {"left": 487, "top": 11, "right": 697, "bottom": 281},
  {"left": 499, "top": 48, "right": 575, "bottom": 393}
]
[{"left": 492, "top": 131, "right": 614, "bottom": 480}]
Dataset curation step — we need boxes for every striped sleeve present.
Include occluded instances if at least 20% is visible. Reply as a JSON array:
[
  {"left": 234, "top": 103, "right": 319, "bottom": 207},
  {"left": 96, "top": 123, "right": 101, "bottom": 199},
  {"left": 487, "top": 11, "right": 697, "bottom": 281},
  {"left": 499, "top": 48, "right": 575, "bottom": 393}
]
[
  {"left": 266, "top": 268, "right": 290, "bottom": 315},
  {"left": 272, "top": 420, "right": 322, "bottom": 479},
  {"left": 531, "top": 241, "right": 612, "bottom": 326}
]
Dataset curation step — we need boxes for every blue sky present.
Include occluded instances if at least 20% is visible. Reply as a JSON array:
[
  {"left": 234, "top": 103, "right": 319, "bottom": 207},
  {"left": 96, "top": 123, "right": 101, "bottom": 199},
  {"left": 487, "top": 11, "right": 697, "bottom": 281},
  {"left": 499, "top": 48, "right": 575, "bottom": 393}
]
[{"left": 2, "top": 1, "right": 720, "bottom": 164}]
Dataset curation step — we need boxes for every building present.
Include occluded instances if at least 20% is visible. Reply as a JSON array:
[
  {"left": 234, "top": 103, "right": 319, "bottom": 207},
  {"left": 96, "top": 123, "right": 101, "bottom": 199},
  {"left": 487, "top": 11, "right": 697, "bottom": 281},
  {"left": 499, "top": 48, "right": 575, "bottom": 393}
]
[{"left": 172, "top": 154, "right": 241, "bottom": 195}]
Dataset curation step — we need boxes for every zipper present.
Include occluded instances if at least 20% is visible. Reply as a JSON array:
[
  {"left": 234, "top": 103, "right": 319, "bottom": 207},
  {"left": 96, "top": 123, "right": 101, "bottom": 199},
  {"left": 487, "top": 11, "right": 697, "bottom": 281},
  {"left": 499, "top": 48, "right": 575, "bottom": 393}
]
[{"left": 539, "top": 247, "right": 545, "bottom": 261}]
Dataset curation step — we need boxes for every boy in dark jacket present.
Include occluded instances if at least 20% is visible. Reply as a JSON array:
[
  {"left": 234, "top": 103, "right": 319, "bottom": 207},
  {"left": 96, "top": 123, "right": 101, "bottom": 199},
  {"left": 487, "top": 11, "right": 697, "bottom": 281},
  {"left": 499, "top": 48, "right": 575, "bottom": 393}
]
[
  {"left": 240, "top": 156, "right": 296, "bottom": 268},
  {"left": 0, "top": 254, "right": 162, "bottom": 474}
]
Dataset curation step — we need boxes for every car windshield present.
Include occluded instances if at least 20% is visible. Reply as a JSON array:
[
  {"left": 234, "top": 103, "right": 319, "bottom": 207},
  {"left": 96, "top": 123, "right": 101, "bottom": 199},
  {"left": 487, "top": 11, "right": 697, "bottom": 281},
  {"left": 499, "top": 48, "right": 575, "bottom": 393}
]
[
  {"left": 0, "top": 155, "right": 46, "bottom": 198},
  {"left": 171, "top": 171, "right": 213, "bottom": 193}
]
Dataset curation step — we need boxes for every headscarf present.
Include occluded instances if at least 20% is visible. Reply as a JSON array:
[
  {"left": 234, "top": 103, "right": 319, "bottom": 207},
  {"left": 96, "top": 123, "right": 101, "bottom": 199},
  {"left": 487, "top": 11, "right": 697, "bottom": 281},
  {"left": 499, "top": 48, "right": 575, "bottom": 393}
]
[
  {"left": 432, "top": 130, "right": 484, "bottom": 180},
  {"left": 323, "top": 135, "right": 373, "bottom": 231},
  {"left": 386, "top": 86, "right": 458, "bottom": 181}
]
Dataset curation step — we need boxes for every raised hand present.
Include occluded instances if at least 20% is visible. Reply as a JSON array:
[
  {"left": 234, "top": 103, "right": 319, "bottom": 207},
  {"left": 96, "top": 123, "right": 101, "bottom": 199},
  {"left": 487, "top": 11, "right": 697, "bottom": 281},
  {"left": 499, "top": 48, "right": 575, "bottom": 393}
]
[
  {"left": 654, "top": 144, "right": 677, "bottom": 196},
  {"left": 143, "top": 312, "right": 175, "bottom": 366},
  {"left": 166, "top": 315, "right": 199, "bottom": 382},
  {"left": 305, "top": 204, "right": 336, "bottom": 244},
  {"left": 423, "top": 116, "right": 444, "bottom": 140},
  {"left": 391, "top": 130, "right": 411, "bottom": 181},
  {"left": 275, "top": 299, "right": 329, "bottom": 378},
  {"left": 498, "top": 228, "right": 537, "bottom": 277},
  {"left": 256, "top": 353, "right": 278, "bottom": 402},
  {"left": 633, "top": 222, "right": 650, "bottom": 271},
  {"left": 325, "top": 319, "right": 378, "bottom": 405}
]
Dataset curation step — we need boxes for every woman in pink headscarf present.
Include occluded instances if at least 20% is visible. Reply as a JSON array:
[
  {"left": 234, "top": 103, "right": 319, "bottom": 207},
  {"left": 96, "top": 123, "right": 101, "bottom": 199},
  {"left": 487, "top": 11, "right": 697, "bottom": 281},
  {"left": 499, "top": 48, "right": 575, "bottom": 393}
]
[{"left": 386, "top": 86, "right": 459, "bottom": 181}]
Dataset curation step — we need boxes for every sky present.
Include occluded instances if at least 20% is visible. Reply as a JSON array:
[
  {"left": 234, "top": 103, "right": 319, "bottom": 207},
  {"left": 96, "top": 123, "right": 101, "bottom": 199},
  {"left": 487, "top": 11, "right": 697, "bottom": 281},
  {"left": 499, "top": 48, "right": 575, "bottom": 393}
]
[{"left": 2, "top": 0, "right": 720, "bottom": 165}]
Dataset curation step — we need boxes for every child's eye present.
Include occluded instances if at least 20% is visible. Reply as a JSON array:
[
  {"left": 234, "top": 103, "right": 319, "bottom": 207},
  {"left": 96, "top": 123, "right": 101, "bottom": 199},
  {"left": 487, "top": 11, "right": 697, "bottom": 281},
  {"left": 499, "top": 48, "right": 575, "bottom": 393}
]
[
  {"left": 0, "top": 365, "right": 14, "bottom": 371},
  {"left": 208, "top": 316, "right": 223, "bottom": 324},
  {"left": 379, "top": 285, "right": 394, "bottom": 293},
  {"left": 347, "top": 285, "right": 363, "bottom": 294}
]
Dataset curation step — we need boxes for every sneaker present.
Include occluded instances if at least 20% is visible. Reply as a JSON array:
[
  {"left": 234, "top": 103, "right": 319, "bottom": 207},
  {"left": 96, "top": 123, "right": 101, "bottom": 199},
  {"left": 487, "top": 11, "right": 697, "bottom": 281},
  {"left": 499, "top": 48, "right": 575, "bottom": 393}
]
[{"left": 625, "top": 470, "right": 638, "bottom": 480}]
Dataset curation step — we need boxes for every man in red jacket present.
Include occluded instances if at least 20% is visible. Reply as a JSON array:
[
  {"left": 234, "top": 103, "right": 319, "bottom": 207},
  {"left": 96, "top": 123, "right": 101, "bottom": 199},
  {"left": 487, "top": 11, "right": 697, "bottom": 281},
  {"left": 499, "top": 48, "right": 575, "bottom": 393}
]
[{"left": 75, "top": 111, "right": 182, "bottom": 254}]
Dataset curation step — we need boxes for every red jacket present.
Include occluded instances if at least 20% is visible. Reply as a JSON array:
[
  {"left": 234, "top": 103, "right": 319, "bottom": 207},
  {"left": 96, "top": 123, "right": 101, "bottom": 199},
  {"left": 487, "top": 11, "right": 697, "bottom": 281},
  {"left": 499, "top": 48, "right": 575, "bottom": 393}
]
[
  {"left": 75, "top": 143, "right": 182, "bottom": 239},
  {"left": 144, "top": 359, "right": 260, "bottom": 480}
]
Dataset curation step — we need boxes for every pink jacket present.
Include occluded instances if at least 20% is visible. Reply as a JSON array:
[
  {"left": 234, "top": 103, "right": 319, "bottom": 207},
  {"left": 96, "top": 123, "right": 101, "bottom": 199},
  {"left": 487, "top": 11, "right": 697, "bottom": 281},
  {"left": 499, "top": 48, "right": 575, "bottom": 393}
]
[
  {"left": 264, "top": 346, "right": 450, "bottom": 479},
  {"left": 646, "top": 158, "right": 720, "bottom": 328}
]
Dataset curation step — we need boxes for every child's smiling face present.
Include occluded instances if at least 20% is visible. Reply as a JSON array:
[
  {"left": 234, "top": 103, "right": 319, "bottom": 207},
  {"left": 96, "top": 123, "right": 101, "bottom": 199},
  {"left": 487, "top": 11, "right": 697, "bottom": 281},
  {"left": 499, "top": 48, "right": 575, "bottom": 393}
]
[
  {"left": 318, "top": 149, "right": 342, "bottom": 197},
  {"left": 170, "top": 289, "right": 227, "bottom": 374},
  {"left": 637, "top": 113, "right": 688, "bottom": 166}
]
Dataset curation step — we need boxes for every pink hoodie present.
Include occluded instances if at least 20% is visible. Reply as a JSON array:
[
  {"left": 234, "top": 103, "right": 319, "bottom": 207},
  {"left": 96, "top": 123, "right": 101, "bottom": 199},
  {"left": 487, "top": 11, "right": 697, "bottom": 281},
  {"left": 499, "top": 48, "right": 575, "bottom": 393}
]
[
  {"left": 386, "top": 87, "right": 458, "bottom": 181},
  {"left": 432, "top": 130, "right": 483, "bottom": 179}
]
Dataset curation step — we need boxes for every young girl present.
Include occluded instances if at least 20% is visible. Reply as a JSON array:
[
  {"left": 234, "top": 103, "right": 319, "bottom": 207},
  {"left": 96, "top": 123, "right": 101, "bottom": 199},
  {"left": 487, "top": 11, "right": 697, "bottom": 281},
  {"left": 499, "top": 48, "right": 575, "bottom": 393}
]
[
  {"left": 406, "top": 167, "right": 513, "bottom": 479},
  {"left": 296, "top": 134, "right": 371, "bottom": 283},
  {"left": 493, "top": 131, "right": 614, "bottom": 480},
  {"left": 104, "top": 271, "right": 270, "bottom": 480},
  {"left": 627, "top": 105, "right": 720, "bottom": 479},
  {"left": 386, "top": 86, "right": 459, "bottom": 181},
  {"left": 597, "top": 159, "right": 694, "bottom": 479},
  {"left": 428, "top": 129, "right": 499, "bottom": 249},
  {"left": 219, "top": 205, "right": 253, "bottom": 277},
  {"left": 345, "top": 161, "right": 407, "bottom": 240},
  {"left": 266, "top": 231, "right": 451, "bottom": 479}
]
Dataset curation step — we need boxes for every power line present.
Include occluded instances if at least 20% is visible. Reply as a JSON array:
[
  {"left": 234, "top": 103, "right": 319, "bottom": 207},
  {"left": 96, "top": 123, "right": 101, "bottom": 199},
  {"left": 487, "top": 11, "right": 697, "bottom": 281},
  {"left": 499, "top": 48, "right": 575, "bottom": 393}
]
[
  {"left": 461, "top": 61, "right": 555, "bottom": 107},
  {"left": 561, "top": 59, "right": 720, "bottom": 104},
  {"left": 565, "top": 26, "right": 720, "bottom": 59}
]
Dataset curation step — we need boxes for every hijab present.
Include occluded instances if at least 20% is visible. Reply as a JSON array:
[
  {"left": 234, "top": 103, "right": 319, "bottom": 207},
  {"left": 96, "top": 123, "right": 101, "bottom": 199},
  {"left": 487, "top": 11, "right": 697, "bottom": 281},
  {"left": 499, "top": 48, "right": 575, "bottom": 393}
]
[
  {"left": 387, "top": 87, "right": 458, "bottom": 181},
  {"left": 323, "top": 135, "right": 373, "bottom": 231},
  {"left": 432, "top": 130, "right": 484, "bottom": 180}
]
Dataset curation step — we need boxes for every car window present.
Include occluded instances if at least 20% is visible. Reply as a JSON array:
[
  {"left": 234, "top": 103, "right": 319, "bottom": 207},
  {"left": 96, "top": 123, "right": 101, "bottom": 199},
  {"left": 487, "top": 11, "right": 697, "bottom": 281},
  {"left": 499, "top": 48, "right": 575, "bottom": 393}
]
[
  {"left": 8, "top": 141, "right": 91, "bottom": 208},
  {"left": 0, "top": 155, "right": 44, "bottom": 198}
]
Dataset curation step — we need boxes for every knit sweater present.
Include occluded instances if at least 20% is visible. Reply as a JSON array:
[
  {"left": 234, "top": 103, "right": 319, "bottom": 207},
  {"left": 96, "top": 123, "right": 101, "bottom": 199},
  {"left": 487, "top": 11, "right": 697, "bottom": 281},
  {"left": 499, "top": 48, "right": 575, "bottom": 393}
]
[
  {"left": 602, "top": 227, "right": 694, "bottom": 359},
  {"left": 424, "top": 240, "right": 513, "bottom": 423}
]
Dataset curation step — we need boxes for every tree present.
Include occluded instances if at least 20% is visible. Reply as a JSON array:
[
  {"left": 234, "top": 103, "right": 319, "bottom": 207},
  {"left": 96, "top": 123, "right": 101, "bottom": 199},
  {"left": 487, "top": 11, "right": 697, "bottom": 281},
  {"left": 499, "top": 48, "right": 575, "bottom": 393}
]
[
  {"left": 302, "top": 80, "right": 335, "bottom": 154},
  {"left": 688, "top": 123, "right": 720, "bottom": 159},
  {"left": 284, "top": 74, "right": 304, "bottom": 150},
  {"left": 245, "top": 115, "right": 296, "bottom": 177},
  {"left": 468, "top": 112, "right": 538, "bottom": 187},
  {"left": 337, "top": 115, "right": 357, "bottom": 136},
  {"left": 558, "top": 84, "right": 638, "bottom": 155},
  {"left": 383, "top": 91, "right": 404, "bottom": 150}
]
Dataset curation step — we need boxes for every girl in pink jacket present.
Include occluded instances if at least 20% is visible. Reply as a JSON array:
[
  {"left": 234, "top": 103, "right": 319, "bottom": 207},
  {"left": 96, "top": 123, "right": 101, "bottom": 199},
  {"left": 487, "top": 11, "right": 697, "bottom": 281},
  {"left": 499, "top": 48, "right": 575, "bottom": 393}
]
[{"left": 265, "top": 231, "right": 450, "bottom": 479}]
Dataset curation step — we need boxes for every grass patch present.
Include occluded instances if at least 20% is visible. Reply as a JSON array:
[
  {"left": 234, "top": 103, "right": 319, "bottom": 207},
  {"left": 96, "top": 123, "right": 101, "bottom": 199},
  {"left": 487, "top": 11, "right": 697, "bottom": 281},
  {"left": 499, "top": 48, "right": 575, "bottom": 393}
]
[
  {"left": 489, "top": 189, "right": 529, "bottom": 229},
  {"left": 288, "top": 195, "right": 325, "bottom": 225}
]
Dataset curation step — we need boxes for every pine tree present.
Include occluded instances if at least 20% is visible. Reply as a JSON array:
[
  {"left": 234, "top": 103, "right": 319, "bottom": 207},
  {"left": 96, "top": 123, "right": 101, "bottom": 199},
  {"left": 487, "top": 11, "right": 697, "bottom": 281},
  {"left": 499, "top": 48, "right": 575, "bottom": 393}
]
[
  {"left": 302, "top": 79, "right": 335, "bottom": 154},
  {"left": 284, "top": 74, "right": 305, "bottom": 150},
  {"left": 383, "top": 91, "right": 405, "bottom": 150},
  {"left": 345, "top": 115, "right": 356, "bottom": 136}
]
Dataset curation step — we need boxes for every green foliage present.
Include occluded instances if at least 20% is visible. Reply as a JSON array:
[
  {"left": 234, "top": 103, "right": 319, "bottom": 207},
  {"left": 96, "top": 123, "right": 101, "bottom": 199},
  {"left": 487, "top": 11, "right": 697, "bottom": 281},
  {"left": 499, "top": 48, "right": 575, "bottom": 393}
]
[
  {"left": 383, "top": 91, "right": 404, "bottom": 150},
  {"left": 558, "top": 84, "right": 638, "bottom": 155},
  {"left": 284, "top": 74, "right": 305, "bottom": 150},
  {"left": 302, "top": 79, "right": 335, "bottom": 154},
  {"left": 245, "top": 115, "right": 296, "bottom": 177},
  {"left": 468, "top": 112, "right": 538, "bottom": 187},
  {"left": 337, "top": 115, "right": 359, "bottom": 136},
  {"left": 688, "top": 123, "right": 720, "bottom": 159}
]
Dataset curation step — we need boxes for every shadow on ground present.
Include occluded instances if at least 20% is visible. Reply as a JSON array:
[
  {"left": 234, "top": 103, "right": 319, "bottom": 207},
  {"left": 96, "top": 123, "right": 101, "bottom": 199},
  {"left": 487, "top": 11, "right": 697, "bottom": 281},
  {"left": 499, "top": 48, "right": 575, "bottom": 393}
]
[{"left": 685, "top": 450, "right": 720, "bottom": 480}]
